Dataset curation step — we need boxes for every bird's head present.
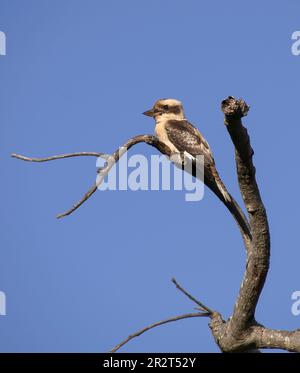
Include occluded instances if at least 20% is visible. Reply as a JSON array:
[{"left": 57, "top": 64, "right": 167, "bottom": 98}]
[{"left": 143, "top": 98, "right": 185, "bottom": 121}]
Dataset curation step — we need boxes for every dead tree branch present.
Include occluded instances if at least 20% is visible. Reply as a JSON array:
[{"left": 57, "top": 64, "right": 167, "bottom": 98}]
[
  {"left": 110, "top": 312, "right": 210, "bottom": 353},
  {"left": 222, "top": 97, "right": 270, "bottom": 335},
  {"left": 109, "top": 278, "right": 222, "bottom": 353},
  {"left": 204, "top": 96, "right": 300, "bottom": 353},
  {"left": 11, "top": 152, "right": 109, "bottom": 162},
  {"left": 171, "top": 278, "right": 214, "bottom": 314},
  {"left": 55, "top": 135, "right": 171, "bottom": 218},
  {"left": 12, "top": 135, "right": 171, "bottom": 219},
  {"left": 12, "top": 137, "right": 250, "bottom": 240}
]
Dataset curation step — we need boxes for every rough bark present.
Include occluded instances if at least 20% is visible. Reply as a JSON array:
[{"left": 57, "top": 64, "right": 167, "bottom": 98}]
[{"left": 206, "top": 97, "right": 299, "bottom": 352}]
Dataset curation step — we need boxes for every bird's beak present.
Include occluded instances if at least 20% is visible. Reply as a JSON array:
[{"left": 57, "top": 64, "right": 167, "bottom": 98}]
[{"left": 143, "top": 108, "right": 155, "bottom": 117}]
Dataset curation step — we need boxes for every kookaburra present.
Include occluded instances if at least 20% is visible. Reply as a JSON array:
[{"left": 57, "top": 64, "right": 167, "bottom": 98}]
[{"left": 143, "top": 98, "right": 251, "bottom": 239}]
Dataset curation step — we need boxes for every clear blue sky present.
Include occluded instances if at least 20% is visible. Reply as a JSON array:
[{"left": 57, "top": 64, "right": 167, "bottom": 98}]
[{"left": 0, "top": 0, "right": 299, "bottom": 352}]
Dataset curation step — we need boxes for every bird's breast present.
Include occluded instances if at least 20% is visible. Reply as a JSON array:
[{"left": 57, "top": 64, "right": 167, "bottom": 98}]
[{"left": 155, "top": 121, "right": 179, "bottom": 154}]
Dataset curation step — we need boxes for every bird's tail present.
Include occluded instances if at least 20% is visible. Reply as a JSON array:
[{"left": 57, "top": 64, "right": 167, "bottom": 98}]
[
  {"left": 173, "top": 155, "right": 251, "bottom": 240},
  {"left": 203, "top": 167, "right": 251, "bottom": 240}
]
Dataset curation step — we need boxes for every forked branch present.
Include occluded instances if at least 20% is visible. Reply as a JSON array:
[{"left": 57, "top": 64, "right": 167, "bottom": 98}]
[
  {"left": 110, "top": 278, "right": 218, "bottom": 353},
  {"left": 110, "top": 312, "right": 209, "bottom": 353},
  {"left": 12, "top": 135, "right": 171, "bottom": 219},
  {"left": 12, "top": 135, "right": 250, "bottom": 241}
]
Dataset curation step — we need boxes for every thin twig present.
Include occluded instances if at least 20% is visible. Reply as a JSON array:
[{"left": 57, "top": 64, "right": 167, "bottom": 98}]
[
  {"left": 171, "top": 278, "right": 214, "bottom": 314},
  {"left": 110, "top": 312, "right": 210, "bottom": 353},
  {"left": 12, "top": 135, "right": 164, "bottom": 219},
  {"left": 56, "top": 184, "right": 98, "bottom": 219},
  {"left": 11, "top": 152, "right": 109, "bottom": 162},
  {"left": 56, "top": 135, "right": 169, "bottom": 219},
  {"left": 11, "top": 151, "right": 112, "bottom": 219},
  {"left": 11, "top": 138, "right": 160, "bottom": 219}
]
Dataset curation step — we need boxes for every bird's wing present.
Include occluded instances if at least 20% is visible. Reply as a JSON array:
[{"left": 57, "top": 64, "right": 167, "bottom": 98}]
[
  {"left": 164, "top": 119, "right": 214, "bottom": 164},
  {"left": 165, "top": 120, "right": 251, "bottom": 238}
]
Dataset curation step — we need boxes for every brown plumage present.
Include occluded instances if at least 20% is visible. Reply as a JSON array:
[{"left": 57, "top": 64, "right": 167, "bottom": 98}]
[{"left": 143, "top": 99, "right": 251, "bottom": 239}]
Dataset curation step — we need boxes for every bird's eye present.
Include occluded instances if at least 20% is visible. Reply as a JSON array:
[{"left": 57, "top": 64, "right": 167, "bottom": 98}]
[{"left": 163, "top": 105, "right": 169, "bottom": 110}]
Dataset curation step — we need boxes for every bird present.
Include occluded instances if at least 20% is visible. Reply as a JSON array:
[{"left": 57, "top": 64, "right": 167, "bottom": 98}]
[{"left": 143, "top": 98, "right": 251, "bottom": 239}]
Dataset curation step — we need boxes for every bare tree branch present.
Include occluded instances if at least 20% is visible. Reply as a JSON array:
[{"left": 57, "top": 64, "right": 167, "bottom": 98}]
[
  {"left": 171, "top": 278, "right": 214, "bottom": 314},
  {"left": 251, "top": 326, "right": 300, "bottom": 352},
  {"left": 12, "top": 134, "right": 249, "bottom": 242},
  {"left": 221, "top": 97, "right": 270, "bottom": 336},
  {"left": 55, "top": 135, "right": 171, "bottom": 218},
  {"left": 110, "top": 312, "right": 210, "bottom": 353},
  {"left": 12, "top": 139, "right": 250, "bottom": 246},
  {"left": 203, "top": 97, "right": 300, "bottom": 353},
  {"left": 11, "top": 152, "right": 109, "bottom": 162},
  {"left": 12, "top": 136, "right": 172, "bottom": 219}
]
